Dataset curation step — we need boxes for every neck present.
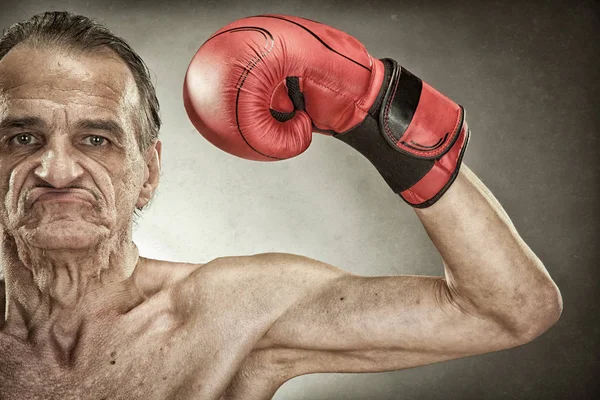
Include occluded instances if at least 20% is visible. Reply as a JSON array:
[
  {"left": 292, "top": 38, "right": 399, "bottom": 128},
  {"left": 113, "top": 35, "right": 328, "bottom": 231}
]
[{"left": 1, "top": 227, "right": 139, "bottom": 340}]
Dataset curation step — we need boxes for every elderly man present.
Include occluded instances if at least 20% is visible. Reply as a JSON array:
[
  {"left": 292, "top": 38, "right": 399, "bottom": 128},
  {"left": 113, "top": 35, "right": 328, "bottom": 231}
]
[{"left": 0, "top": 11, "right": 561, "bottom": 400}]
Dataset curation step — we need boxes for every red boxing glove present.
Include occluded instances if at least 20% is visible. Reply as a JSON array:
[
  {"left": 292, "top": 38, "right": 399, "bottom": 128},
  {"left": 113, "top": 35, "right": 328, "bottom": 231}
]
[{"left": 184, "top": 15, "right": 469, "bottom": 207}]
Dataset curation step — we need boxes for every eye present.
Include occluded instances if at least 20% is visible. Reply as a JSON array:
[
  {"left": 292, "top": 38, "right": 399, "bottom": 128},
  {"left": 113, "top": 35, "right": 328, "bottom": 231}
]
[
  {"left": 84, "top": 135, "right": 109, "bottom": 147},
  {"left": 10, "top": 133, "right": 39, "bottom": 146}
]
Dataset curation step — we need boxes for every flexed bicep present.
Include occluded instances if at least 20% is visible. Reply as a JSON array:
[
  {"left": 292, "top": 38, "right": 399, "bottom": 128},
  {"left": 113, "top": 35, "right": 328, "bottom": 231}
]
[{"left": 259, "top": 271, "right": 523, "bottom": 375}]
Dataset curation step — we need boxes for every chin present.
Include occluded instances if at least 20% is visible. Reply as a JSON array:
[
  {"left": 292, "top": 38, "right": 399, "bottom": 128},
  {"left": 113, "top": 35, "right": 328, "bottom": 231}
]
[{"left": 21, "top": 219, "right": 112, "bottom": 250}]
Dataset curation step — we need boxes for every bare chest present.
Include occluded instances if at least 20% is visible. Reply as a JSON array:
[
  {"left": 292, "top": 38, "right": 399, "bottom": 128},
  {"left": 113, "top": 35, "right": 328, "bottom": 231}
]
[{"left": 0, "top": 311, "right": 265, "bottom": 400}]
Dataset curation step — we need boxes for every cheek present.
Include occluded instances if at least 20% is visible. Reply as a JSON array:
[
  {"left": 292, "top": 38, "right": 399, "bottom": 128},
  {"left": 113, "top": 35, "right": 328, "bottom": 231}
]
[
  {"left": 1, "top": 163, "right": 29, "bottom": 217},
  {"left": 112, "top": 156, "right": 146, "bottom": 209},
  {"left": 0, "top": 174, "right": 8, "bottom": 223}
]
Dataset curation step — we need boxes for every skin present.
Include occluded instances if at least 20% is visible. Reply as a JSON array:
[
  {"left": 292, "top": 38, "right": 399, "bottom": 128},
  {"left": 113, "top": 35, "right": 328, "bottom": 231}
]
[{"left": 0, "top": 44, "right": 562, "bottom": 400}]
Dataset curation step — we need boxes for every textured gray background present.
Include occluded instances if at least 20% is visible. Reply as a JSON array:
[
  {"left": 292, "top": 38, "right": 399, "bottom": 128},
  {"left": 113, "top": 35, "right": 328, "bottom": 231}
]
[{"left": 0, "top": 0, "right": 598, "bottom": 399}]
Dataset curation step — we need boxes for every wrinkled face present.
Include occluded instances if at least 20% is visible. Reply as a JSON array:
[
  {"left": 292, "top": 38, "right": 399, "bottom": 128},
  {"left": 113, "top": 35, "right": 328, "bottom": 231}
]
[{"left": 0, "top": 45, "right": 159, "bottom": 250}]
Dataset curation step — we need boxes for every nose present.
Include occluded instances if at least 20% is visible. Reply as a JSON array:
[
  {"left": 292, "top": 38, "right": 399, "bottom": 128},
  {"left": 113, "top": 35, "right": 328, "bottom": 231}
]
[{"left": 34, "top": 138, "right": 85, "bottom": 188}]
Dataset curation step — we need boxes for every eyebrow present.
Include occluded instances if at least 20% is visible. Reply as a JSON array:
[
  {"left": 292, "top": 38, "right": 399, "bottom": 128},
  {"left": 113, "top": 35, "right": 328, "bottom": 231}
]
[
  {"left": 75, "top": 119, "right": 126, "bottom": 139},
  {"left": 0, "top": 116, "right": 126, "bottom": 139},
  {"left": 0, "top": 116, "right": 47, "bottom": 131}
]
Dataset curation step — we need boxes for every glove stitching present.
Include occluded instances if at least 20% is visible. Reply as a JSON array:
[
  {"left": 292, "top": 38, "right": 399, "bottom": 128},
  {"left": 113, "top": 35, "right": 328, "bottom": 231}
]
[
  {"left": 397, "top": 107, "right": 461, "bottom": 158},
  {"left": 382, "top": 76, "right": 400, "bottom": 144},
  {"left": 384, "top": 91, "right": 462, "bottom": 159}
]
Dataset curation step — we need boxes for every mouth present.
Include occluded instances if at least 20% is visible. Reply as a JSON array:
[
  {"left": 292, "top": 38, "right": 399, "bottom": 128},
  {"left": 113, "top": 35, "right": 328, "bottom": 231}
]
[{"left": 27, "top": 187, "right": 96, "bottom": 207}]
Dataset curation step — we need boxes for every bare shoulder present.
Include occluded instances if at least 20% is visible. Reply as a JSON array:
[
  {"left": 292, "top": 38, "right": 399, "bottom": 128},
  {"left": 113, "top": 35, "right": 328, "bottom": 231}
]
[
  {"left": 167, "top": 252, "right": 350, "bottom": 321},
  {"left": 132, "top": 257, "right": 205, "bottom": 298},
  {"left": 193, "top": 252, "right": 348, "bottom": 287}
]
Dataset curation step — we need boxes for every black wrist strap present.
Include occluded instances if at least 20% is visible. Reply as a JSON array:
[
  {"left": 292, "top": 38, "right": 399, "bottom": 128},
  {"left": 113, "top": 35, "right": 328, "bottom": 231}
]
[{"left": 333, "top": 59, "right": 435, "bottom": 194}]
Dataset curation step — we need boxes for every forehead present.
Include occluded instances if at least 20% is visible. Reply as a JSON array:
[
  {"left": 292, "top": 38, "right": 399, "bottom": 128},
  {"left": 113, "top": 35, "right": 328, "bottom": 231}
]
[{"left": 0, "top": 44, "right": 139, "bottom": 127}]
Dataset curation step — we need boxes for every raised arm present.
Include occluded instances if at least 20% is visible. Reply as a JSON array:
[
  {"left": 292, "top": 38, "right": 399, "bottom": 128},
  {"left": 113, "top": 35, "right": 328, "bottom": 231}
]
[
  {"left": 415, "top": 165, "right": 561, "bottom": 340},
  {"left": 255, "top": 165, "right": 561, "bottom": 376}
]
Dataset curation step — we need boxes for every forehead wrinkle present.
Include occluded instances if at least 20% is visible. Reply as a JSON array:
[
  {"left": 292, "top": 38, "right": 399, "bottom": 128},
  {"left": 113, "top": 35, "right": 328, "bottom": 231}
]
[
  {"left": 61, "top": 106, "right": 69, "bottom": 128},
  {"left": 0, "top": 80, "right": 130, "bottom": 126},
  {"left": 5, "top": 84, "right": 123, "bottom": 103},
  {"left": 5, "top": 96, "right": 121, "bottom": 115},
  {"left": 0, "top": 82, "right": 29, "bottom": 93},
  {"left": 97, "top": 79, "right": 121, "bottom": 98}
]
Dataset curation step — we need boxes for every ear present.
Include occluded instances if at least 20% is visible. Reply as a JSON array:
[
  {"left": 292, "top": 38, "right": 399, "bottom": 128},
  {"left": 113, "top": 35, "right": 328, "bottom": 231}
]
[{"left": 136, "top": 140, "right": 162, "bottom": 209}]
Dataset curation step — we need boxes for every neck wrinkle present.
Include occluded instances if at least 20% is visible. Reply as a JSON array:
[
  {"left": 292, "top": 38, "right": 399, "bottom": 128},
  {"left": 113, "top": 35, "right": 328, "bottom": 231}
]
[{"left": 1, "top": 227, "right": 139, "bottom": 341}]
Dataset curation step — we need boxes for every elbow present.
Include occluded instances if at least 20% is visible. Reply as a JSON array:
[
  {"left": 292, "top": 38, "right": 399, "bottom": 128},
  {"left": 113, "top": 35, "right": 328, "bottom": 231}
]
[{"left": 509, "top": 281, "right": 563, "bottom": 345}]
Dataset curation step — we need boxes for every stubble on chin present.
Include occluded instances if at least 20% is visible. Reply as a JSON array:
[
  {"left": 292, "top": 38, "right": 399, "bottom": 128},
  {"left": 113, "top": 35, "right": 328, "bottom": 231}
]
[{"left": 17, "top": 201, "right": 115, "bottom": 250}]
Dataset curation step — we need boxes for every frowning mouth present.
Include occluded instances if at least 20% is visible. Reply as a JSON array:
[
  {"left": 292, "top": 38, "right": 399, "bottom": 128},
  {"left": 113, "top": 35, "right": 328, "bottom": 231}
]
[{"left": 27, "top": 188, "right": 96, "bottom": 207}]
